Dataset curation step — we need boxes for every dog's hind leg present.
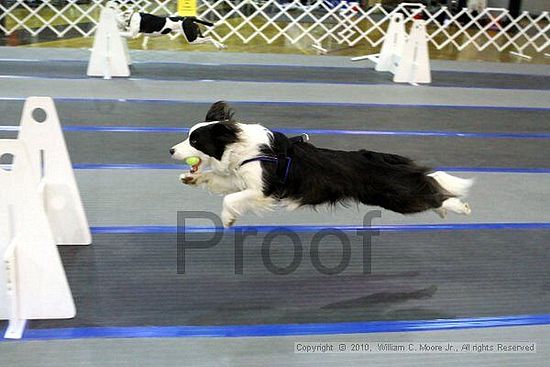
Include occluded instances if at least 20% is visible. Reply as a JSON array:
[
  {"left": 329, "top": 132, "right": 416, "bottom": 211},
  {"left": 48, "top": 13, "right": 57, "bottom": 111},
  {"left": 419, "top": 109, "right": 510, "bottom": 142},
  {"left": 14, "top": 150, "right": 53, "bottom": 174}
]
[
  {"left": 142, "top": 35, "right": 150, "bottom": 49},
  {"left": 214, "top": 40, "right": 226, "bottom": 49},
  {"left": 222, "top": 189, "right": 274, "bottom": 227},
  {"left": 190, "top": 36, "right": 226, "bottom": 49},
  {"left": 209, "top": 37, "right": 226, "bottom": 49},
  {"left": 439, "top": 198, "right": 471, "bottom": 216}
]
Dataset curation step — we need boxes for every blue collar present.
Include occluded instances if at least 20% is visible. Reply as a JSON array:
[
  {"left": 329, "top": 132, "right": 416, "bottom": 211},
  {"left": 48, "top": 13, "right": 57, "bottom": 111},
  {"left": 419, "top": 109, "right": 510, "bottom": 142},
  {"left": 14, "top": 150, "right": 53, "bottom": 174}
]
[{"left": 240, "top": 156, "right": 292, "bottom": 184}]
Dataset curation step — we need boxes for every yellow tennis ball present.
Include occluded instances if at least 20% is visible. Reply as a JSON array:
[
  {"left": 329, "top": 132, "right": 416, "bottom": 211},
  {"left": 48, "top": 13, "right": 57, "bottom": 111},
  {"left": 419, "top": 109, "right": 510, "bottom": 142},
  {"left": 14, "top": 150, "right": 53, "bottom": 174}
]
[{"left": 186, "top": 157, "right": 200, "bottom": 166}]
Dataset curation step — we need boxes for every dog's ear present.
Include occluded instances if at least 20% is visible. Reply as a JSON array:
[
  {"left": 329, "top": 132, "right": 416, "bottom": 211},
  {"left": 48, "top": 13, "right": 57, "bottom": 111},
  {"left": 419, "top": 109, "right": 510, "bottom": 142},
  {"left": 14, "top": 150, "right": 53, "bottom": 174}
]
[
  {"left": 205, "top": 101, "right": 235, "bottom": 122},
  {"left": 212, "top": 122, "right": 240, "bottom": 144}
]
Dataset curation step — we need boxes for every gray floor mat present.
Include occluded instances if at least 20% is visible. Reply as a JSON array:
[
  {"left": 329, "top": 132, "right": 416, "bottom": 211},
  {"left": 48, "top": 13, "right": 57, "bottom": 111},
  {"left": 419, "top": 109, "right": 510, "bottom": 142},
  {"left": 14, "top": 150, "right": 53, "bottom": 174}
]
[
  {"left": 1, "top": 60, "right": 549, "bottom": 90},
  {"left": 2, "top": 100, "right": 550, "bottom": 134},
  {"left": 0, "top": 131, "right": 543, "bottom": 168},
  {"left": 25, "top": 229, "right": 550, "bottom": 329}
]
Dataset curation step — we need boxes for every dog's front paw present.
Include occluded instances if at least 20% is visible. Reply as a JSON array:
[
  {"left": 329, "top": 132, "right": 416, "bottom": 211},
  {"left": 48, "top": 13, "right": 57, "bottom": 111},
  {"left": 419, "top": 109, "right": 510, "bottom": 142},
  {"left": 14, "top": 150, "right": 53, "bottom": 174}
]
[
  {"left": 180, "top": 173, "right": 201, "bottom": 185},
  {"left": 221, "top": 209, "right": 236, "bottom": 228}
]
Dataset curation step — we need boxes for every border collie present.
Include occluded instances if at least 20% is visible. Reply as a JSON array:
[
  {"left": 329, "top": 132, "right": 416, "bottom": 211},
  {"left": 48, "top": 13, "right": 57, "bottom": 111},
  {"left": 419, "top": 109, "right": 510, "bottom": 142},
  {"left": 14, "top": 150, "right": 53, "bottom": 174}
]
[
  {"left": 108, "top": 2, "right": 225, "bottom": 49},
  {"left": 170, "top": 102, "right": 473, "bottom": 227}
]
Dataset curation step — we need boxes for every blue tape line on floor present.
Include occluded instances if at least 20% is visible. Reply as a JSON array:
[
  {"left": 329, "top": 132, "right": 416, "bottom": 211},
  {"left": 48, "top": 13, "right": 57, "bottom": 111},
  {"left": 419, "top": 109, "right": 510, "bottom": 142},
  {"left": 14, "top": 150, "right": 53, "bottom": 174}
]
[
  {"left": 90, "top": 223, "right": 550, "bottom": 234},
  {"left": 2, "top": 314, "right": 549, "bottom": 341}
]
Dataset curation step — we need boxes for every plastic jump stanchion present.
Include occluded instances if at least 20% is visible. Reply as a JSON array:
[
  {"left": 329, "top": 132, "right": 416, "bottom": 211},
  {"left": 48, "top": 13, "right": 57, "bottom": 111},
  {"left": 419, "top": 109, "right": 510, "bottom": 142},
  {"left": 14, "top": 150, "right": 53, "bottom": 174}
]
[
  {"left": 350, "top": 14, "right": 406, "bottom": 65},
  {"left": 392, "top": 20, "right": 431, "bottom": 84},
  {"left": 0, "top": 97, "right": 91, "bottom": 339},
  {"left": 87, "top": 7, "right": 131, "bottom": 79},
  {"left": 351, "top": 14, "right": 431, "bottom": 85}
]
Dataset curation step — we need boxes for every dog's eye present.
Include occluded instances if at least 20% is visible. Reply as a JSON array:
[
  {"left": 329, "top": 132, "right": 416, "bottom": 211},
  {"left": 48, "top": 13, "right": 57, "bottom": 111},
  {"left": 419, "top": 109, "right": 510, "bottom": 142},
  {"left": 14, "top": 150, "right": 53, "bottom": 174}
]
[{"left": 190, "top": 139, "right": 197, "bottom": 145}]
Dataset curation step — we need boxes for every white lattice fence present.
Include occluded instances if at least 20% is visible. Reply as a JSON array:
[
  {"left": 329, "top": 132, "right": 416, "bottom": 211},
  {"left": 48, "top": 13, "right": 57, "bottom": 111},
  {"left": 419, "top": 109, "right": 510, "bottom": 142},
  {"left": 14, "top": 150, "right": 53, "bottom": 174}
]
[
  {"left": 0, "top": 0, "right": 175, "bottom": 38},
  {"left": 0, "top": 0, "right": 548, "bottom": 55}
]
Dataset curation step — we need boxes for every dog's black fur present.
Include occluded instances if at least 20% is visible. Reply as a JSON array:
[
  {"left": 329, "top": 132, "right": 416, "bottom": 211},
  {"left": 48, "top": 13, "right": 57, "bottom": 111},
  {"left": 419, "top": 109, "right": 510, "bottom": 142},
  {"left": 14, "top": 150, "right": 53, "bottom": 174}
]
[
  {"left": 262, "top": 133, "right": 451, "bottom": 213},
  {"left": 137, "top": 14, "right": 214, "bottom": 42},
  {"left": 189, "top": 123, "right": 241, "bottom": 161},
  {"left": 204, "top": 100, "right": 235, "bottom": 122},
  {"left": 201, "top": 101, "right": 454, "bottom": 214}
]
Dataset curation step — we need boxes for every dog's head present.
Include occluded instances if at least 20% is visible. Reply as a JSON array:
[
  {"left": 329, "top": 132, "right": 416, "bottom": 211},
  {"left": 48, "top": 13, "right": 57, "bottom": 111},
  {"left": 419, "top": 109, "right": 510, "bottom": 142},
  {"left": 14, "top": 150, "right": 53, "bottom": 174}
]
[
  {"left": 106, "top": 0, "right": 122, "bottom": 11},
  {"left": 170, "top": 101, "right": 240, "bottom": 172},
  {"left": 106, "top": 1, "right": 134, "bottom": 23}
]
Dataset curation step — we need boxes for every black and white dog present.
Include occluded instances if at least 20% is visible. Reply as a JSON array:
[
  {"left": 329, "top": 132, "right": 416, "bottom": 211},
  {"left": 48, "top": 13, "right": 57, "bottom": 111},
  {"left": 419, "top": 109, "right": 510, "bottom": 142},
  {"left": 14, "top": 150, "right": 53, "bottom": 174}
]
[
  {"left": 170, "top": 102, "right": 473, "bottom": 227},
  {"left": 108, "top": 2, "right": 225, "bottom": 49}
]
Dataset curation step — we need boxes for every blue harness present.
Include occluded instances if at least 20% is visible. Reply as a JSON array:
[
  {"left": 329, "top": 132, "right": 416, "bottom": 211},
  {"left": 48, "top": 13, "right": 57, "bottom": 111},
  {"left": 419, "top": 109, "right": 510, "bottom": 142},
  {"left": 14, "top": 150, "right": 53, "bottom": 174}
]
[
  {"left": 239, "top": 133, "right": 308, "bottom": 184},
  {"left": 240, "top": 156, "right": 292, "bottom": 184}
]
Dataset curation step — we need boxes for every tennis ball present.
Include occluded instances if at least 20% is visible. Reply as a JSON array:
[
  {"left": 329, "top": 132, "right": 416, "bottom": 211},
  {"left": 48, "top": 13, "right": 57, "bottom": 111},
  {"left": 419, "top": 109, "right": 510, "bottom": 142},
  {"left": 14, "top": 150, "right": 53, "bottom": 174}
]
[{"left": 186, "top": 156, "right": 200, "bottom": 166}]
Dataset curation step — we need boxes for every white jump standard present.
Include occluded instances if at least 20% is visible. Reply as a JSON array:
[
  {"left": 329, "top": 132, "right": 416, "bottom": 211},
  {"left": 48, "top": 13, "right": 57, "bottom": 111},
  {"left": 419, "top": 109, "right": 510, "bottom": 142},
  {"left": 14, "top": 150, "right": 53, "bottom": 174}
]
[
  {"left": 0, "top": 97, "right": 91, "bottom": 339},
  {"left": 352, "top": 13, "right": 431, "bottom": 85},
  {"left": 87, "top": 7, "right": 132, "bottom": 79}
]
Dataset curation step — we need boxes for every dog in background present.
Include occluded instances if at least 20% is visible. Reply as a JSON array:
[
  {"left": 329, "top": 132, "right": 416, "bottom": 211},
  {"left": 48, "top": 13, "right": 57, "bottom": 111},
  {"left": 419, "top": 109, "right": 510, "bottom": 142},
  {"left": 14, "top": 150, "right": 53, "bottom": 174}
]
[
  {"left": 170, "top": 101, "right": 473, "bottom": 227},
  {"left": 107, "top": 1, "right": 225, "bottom": 50},
  {"left": 467, "top": 0, "right": 487, "bottom": 13}
]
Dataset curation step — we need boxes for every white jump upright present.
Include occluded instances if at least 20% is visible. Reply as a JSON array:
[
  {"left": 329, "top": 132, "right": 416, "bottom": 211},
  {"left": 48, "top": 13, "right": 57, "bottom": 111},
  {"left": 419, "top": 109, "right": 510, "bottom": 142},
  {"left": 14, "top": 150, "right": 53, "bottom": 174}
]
[
  {"left": 374, "top": 13, "right": 407, "bottom": 74},
  {"left": 393, "top": 20, "right": 431, "bottom": 84},
  {"left": 351, "top": 14, "right": 431, "bottom": 85},
  {"left": 0, "top": 97, "right": 91, "bottom": 339},
  {"left": 87, "top": 7, "right": 131, "bottom": 79},
  {"left": 18, "top": 98, "right": 92, "bottom": 245}
]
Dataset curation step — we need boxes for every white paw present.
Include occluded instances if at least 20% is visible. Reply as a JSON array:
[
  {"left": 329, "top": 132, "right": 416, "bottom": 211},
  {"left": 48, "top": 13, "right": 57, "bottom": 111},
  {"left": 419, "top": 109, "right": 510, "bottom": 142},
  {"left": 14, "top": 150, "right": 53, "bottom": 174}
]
[
  {"left": 442, "top": 198, "right": 472, "bottom": 216},
  {"left": 221, "top": 209, "right": 236, "bottom": 228},
  {"left": 180, "top": 172, "right": 201, "bottom": 185}
]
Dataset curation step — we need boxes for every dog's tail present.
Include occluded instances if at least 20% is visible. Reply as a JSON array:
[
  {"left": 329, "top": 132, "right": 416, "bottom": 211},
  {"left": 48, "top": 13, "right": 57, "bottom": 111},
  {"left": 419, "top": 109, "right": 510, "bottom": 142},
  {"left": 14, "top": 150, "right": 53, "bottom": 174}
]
[
  {"left": 189, "top": 16, "right": 215, "bottom": 27},
  {"left": 428, "top": 171, "right": 473, "bottom": 198}
]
